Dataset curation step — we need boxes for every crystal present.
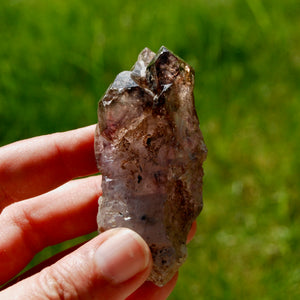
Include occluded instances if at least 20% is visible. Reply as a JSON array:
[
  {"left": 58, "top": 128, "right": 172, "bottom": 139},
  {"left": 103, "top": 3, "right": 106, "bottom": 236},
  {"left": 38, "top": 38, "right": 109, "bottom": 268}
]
[{"left": 95, "top": 46, "right": 207, "bottom": 286}]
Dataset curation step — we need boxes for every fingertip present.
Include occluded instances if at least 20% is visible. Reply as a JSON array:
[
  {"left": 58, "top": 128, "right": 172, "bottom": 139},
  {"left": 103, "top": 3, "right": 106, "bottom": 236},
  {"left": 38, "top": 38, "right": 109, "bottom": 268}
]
[
  {"left": 94, "top": 228, "right": 152, "bottom": 284},
  {"left": 126, "top": 272, "right": 179, "bottom": 300},
  {"left": 187, "top": 221, "right": 197, "bottom": 244}
]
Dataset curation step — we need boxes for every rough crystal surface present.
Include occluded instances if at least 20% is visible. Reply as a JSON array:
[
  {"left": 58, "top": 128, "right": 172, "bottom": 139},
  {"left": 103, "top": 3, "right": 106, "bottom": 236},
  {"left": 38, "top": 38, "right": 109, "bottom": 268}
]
[{"left": 95, "top": 46, "right": 207, "bottom": 286}]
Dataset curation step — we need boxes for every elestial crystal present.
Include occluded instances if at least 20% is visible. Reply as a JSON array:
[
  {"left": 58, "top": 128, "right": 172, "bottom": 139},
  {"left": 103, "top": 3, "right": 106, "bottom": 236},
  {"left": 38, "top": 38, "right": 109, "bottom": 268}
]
[{"left": 95, "top": 46, "right": 207, "bottom": 286}]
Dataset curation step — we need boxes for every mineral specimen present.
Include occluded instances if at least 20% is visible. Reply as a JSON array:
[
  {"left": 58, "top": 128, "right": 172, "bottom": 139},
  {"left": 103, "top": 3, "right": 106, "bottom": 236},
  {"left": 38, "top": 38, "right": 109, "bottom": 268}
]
[{"left": 95, "top": 46, "right": 207, "bottom": 286}]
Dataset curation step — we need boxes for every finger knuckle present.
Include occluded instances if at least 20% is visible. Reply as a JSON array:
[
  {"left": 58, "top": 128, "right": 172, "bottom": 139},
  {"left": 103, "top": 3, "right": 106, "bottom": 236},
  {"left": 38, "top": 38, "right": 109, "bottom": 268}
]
[
  {"left": 1, "top": 202, "right": 44, "bottom": 253},
  {"left": 36, "top": 265, "right": 80, "bottom": 300}
]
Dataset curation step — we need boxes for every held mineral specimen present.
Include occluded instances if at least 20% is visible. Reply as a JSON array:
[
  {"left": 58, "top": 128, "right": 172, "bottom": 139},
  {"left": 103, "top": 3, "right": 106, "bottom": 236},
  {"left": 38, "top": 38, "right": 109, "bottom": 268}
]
[{"left": 95, "top": 46, "right": 207, "bottom": 286}]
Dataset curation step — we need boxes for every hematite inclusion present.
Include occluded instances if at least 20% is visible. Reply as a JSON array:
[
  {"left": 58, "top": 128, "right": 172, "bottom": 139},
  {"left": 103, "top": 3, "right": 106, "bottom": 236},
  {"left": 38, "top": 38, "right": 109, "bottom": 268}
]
[{"left": 95, "top": 46, "right": 207, "bottom": 286}]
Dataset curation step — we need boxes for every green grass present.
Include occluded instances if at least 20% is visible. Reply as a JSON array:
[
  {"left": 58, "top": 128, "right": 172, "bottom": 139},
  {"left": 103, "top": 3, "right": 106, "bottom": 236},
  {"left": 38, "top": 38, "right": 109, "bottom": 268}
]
[{"left": 1, "top": 0, "right": 299, "bottom": 298}]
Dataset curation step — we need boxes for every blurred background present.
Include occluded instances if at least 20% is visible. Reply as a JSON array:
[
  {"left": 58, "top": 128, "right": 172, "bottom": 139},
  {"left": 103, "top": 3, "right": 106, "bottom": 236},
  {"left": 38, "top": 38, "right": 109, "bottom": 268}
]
[{"left": 0, "top": 0, "right": 299, "bottom": 298}]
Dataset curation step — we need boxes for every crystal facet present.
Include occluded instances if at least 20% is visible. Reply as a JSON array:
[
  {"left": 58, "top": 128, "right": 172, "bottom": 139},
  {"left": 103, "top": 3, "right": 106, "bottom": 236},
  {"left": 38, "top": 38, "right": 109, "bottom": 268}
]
[{"left": 95, "top": 46, "right": 207, "bottom": 286}]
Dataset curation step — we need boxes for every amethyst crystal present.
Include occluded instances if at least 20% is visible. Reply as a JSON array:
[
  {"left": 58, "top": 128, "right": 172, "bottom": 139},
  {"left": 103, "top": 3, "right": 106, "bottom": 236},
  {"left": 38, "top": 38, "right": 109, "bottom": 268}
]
[{"left": 95, "top": 46, "right": 207, "bottom": 286}]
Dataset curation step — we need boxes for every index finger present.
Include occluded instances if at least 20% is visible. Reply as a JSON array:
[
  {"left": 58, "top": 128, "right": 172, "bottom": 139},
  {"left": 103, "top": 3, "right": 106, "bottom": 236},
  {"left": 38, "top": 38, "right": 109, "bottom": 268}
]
[{"left": 0, "top": 125, "right": 98, "bottom": 209}]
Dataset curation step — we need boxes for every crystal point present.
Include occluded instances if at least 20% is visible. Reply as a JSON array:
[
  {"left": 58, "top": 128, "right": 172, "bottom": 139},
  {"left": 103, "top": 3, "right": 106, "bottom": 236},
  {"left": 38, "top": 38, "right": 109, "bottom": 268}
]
[{"left": 95, "top": 46, "right": 207, "bottom": 286}]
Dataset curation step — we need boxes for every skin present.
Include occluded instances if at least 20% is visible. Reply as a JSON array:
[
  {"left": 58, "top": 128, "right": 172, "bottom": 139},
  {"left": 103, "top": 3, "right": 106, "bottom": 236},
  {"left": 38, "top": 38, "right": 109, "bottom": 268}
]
[{"left": 0, "top": 125, "right": 196, "bottom": 300}]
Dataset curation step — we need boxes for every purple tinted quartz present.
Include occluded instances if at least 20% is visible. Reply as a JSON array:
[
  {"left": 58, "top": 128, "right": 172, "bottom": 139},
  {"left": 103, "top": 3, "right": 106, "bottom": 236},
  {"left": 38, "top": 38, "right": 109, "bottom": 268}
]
[{"left": 95, "top": 46, "right": 207, "bottom": 286}]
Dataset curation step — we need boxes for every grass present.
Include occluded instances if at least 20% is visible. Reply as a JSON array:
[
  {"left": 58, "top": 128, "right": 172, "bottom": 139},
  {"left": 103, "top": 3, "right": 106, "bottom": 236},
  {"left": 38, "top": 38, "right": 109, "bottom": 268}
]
[{"left": 1, "top": 0, "right": 299, "bottom": 298}]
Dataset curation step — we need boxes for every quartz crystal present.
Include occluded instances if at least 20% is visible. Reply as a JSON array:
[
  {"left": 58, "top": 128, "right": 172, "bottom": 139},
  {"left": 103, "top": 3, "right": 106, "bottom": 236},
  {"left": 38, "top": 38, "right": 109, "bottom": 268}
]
[{"left": 95, "top": 46, "right": 207, "bottom": 286}]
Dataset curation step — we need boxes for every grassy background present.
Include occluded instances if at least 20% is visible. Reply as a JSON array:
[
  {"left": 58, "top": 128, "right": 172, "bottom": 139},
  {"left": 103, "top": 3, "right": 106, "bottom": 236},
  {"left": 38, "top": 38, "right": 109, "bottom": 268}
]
[{"left": 1, "top": 0, "right": 299, "bottom": 298}]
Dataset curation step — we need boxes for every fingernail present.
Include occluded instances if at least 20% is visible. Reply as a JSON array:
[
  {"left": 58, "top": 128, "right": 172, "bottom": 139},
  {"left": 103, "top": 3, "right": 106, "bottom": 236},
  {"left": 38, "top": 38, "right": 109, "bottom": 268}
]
[{"left": 94, "top": 229, "right": 150, "bottom": 284}]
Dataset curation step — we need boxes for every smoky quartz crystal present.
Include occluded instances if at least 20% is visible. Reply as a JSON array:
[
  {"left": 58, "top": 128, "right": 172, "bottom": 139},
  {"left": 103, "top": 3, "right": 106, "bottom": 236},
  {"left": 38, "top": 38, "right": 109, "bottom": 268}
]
[{"left": 95, "top": 46, "right": 207, "bottom": 286}]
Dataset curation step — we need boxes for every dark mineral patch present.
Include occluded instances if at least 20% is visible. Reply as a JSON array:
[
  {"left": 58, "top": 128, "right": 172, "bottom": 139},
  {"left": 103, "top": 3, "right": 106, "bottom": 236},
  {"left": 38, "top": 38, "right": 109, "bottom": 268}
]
[{"left": 95, "top": 46, "right": 207, "bottom": 286}]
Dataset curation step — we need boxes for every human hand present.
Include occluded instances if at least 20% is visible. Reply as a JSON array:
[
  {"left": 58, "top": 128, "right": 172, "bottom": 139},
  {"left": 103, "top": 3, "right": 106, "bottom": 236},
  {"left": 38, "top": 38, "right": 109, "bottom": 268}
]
[{"left": 0, "top": 125, "right": 196, "bottom": 299}]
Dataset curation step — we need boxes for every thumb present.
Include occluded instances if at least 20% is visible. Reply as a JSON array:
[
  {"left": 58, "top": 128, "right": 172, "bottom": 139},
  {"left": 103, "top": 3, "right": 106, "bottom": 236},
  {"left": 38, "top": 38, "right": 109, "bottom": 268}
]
[{"left": 1, "top": 228, "right": 153, "bottom": 300}]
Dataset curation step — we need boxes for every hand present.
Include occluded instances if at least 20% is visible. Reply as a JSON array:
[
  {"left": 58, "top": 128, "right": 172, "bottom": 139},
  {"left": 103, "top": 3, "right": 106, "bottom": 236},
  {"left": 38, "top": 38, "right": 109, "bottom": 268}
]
[{"left": 0, "top": 125, "right": 196, "bottom": 299}]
